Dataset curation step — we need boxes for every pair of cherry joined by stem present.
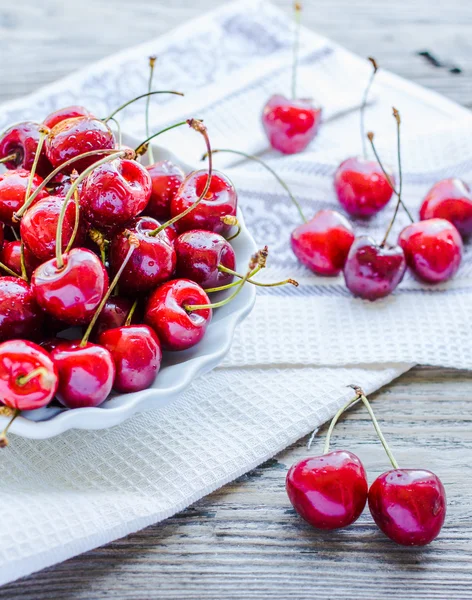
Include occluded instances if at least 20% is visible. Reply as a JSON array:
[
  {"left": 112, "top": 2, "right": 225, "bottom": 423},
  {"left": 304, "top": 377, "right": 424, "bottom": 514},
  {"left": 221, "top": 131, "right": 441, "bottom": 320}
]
[{"left": 286, "top": 385, "right": 446, "bottom": 545}]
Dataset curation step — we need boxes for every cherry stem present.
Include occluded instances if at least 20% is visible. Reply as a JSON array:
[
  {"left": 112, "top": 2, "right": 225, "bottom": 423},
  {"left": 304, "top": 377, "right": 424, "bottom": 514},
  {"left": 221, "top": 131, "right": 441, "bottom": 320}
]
[
  {"left": 360, "top": 57, "right": 378, "bottom": 159},
  {"left": 203, "top": 149, "right": 307, "bottom": 223},
  {"left": 323, "top": 394, "right": 359, "bottom": 454},
  {"left": 88, "top": 229, "right": 109, "bottom": 264},
  {"left": 186, "top": 249, "right": 262, "bottom": 311},
  {"left": 80, "top": 234, "right": 139, "bottom": 347},
  {"left": 221, "top": 215, "right": 241, "bottom": 241},
  {"left": 103, "top": 90, "right": 184, "bottom": 124},
  {"left": 135, "top": 120, "right": 188, "bottom": 156},
  {"left": 149, "top": 119, "right": 212, "bottom": 236},
  {"left": 19, "top": 242, "right": 27, "bottom": 281},
  {"left": 207, "top": 264, "right": 298, "bottom": 292},
  {"left": 125, "top": 299, "right": 138, "bottom": 327},
  {"left": 292, "top": 2, "right": 302, "bottom": 100},
  {"left": 348, "top": 385, "right": 399, "bottom": 469},
  {"left": 0, "top": 152, "right": 18, "bottom": 164},
  {"left": 10, "top": 227, "right": 19, "bottom": 241},
  {"left": 146, "top": 56, "right": 157, "bottom": 164},
  {"left": 55, "top": 150, "right": 130, "bottom": 269},
  {"left": 107, "top": 116, "right": 123, "bottom": 149},
  {"left": 23, "top": 127, "right": 48, "bottom": 209},
  {"left": 0, "top": 260, "right": 22, "bottom": 279},
  {"left": 0, "top": 408, "right": 20, "bottom": 448},
  {"left": 367, "top": 130, "right": 414, "bottom": 226},
  {"left": 13, "top": 149, "right": 122, "bottom": 221},
  {"left": 16, "top": 366, "right": 53, "bottom": 387},
  {"left": 380, "top": 108, "right": 409, "bottom": 247},
  {"left": 64, "top": 172, "right": 81, "bottom": 254}
]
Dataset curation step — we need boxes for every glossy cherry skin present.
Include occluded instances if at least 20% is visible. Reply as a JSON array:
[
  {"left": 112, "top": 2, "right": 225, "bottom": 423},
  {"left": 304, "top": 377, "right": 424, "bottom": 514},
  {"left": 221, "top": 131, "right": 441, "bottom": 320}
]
[
  {"left": 291, "top": 209, "right": 355, "bottom": 276},
  {"left": 174, "top": 229, "right": 236, "bottom": 288},
  {"left": 145, "top": 279, "right": 212, "bottom": 351},
  {"left": 368, "top": 469, "right": 446, "bottom": 546},
  {"left": 262, "top": 94, "right": 322, "bottom": 154},
  {"left": 81, "top": 158, "right": 152, "bottom": 228},
  {"left": 91, "top": 296, "right": 135, "bottom": 341},
  {"left": 0, "top": 241, "right": 41, "bottom": 278},
  {"left": 419, "top": 178, "right": 472, "bottom": 237},
  {"left": 0, "top": 169, "right": 49, "bottom": 225},
  {"left": 286, "top": 450, "right": 368, "bottom": 530},
  {"left": 45, "top": 116, "right": 115, "bottom": 172},
  {"left": 51, "top": 341, "right": 115, "bottom": 408},
  {"left": 170, "top": 170, "right": 237, "bottom": 235},
  {"left": 0, "top": 224, "right": 3, "bottom": 251},
  {"left": 21, "top": 196, "right": 84, "bottom": 262},
  {"left": 99, "top": 324, "right": 162, "bottom": 393},
  {"left": 31, "top": 248, "right": 109, "bottom": 325},
  {"left": 398, "top": 218, "right": 462, "bottom": 284},
  {"left": 145, "top": 160, "right": 185, "bottom": 220},
  {"left": 109, "top": 217, "right": 176, "bottom": 293},
  {"left": 0, "top": 122, "right": 52, "bottom": 176},
  {"left": 344, "top": 236, "right": 406, "bottom": 300},
  {"left": 0, "top": 277, "right": 44, "bottom": 342},
  {"left": 334, "top": 157, "right": 394, "bottom": 218},
  {"left": 43, "top": 105, "right": 92, "bottom": 129},
  {"left": 0, "top": 340, "right": 58, "bottom": 411}
]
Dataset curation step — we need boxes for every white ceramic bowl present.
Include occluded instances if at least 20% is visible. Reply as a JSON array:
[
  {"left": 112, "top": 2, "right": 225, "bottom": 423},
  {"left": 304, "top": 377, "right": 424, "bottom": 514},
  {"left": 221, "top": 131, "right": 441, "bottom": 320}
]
[{"left": 1, "top": 137, "right": 257, "bottom": 439}]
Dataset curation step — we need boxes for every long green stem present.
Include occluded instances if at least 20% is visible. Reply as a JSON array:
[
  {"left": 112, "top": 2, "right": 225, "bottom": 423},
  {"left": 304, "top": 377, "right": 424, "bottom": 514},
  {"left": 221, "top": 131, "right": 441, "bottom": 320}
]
[
  {"left": 13, "top": 149, "right": 122, "bottom": 221},
  {"left": 104, "top": 90, "right": 184, "bottom": 123},
  {"left": 206, "top": 264, "right": 298, "bottom": 292},
  {"left": 349, "top": 385, "right": 399, "bottom": 469},
  {"left": 19, "top": 243, "right": 27, "bottom": 281},
  {"left": 203, "top": 148, "right": 307, "bottom": 223},
  {"left": 0, "top": 260, "right": 23, "bottom": 279},
  {"left": 360, "top": 57, "right": 378, "bottom": 159},
  {"left": 64, "top": 176, "right": 81, "bottom": 254},
  {"left": 55, "top": 150, "right": 128, "bottom": 268},
  {"left": 80, "top": 237, "right": 138, "bottom": 347},
  {"left": 135, "top": 120, "right": 188, "bottom": 156},
  {"left": 149, "top": 119, "right": 212, "bottom": 236},
  {"left": 146, "top": 56, "right": 157, "bottom": 164},
  {"left": 107, "top": 116, "right": 123, "bottom": 149},
  {"left": 292, "top": 3, "right": 302, "bottom": 99},
  {"left": 323, "top": 395, "right": 359, "bottom": 454},
  {"left": 23, "top": 127, "right": 48, "bottom": 207},
  {"left": 125, "top": 300, "right": 138, "bottom": 326}
]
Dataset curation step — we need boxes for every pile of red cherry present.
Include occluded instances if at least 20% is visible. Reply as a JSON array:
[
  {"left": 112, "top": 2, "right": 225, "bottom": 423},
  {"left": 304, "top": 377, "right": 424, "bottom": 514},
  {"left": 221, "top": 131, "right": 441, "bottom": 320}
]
[
  {"left": 286, "top": 386, "right": 446, "bottom": 546},
  {"left": 0, "top": 88, "right": 299, "bottom": 444}
]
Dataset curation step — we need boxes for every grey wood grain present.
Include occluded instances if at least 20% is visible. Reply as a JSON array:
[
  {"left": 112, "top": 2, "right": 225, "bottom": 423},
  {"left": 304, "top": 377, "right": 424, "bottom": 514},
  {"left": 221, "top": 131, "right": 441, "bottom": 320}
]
[{"left": 0, "top": 1, "right": 471, "bottom": 598}]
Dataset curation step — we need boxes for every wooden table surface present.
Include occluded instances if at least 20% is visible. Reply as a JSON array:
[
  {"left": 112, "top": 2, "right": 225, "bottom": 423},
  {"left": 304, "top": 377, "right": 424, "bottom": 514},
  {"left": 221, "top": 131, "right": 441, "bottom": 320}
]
[{"left": 1, "top": 1, "right": 471, "bottom": 598}]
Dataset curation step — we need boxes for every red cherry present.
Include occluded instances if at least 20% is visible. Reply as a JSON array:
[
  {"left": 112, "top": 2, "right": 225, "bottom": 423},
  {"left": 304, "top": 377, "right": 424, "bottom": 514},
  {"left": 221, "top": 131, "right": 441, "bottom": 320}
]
[
  {"left": 334, "top": 157, "right": 395, "bottom": 218},
  {"left": 31, "top": 248, "right": 108, "bottom": 325},
  {"left": 47, "top": 173, "right": 77, "bottom": 198},
  {"left": 0, "top": 223, "right": 3, "bottom": 250},
  {"left": 51, "top": 341, "right": 115, "bottom": 408},
  {"left": 45, "top": 116, "right": 115, "bottom": 172},
  {"left": 174, "top": 229, "right": 236, "bottom": 288},
  {"left": 420, "top": 178, "right": 472, "bottom": 237},
  {"left": 43, "top": 105, "right": 92, "bottom": 129},
  {"left": 368, "top": 469, "right": 446, "bottom": 546},
  {"left": 21, "top": 196, "right": 84, "bottom": 262},
  {"left": 343, "top": 236, "right": 406, "bottom": 300},
  {"left": 145, "top": 160, "right": 185, "bottom": 220},
  {"left": 145, "top": 279, "right": 212, "bottom": 351},
  {"left": 0, "top": 169, "right": 49, "bottom": 225},
  {"left": 0, "top": 277, "right": 44, "bottom": 341},
  {"left": 81, "top": 158, "right": 152, "bottom": 228},
  {"left": 0, "top": 241, "right": 41, "bottom": 278},
  {"left": 99, "top": 324, "right": 162, "bottom": 393},
  {"left": 286, "top": 450, "right": 368, "bottom": 530},
  {"left": 91, "top": 296, "right": 135, "bottom": 341},
  {"left": 398, "top": 218, "right": 462, "bottom": 283},
  {"left": 291, "top": 209, "right": 355, "bottom": 276},
  {"left": 170, "top": 170, "right": 237, "bottom": 235},
  {"left": 262, "top": 95, "right": 322, "bottom": 155},
  {"left": 0, "top": 340, "right": 58, "bottom": 410},
  {"left": 109, "top": 217, "right": 176, "bottom": 293},
  {"left": 0, "top": 122, "right": 52, "bottom": 176}
]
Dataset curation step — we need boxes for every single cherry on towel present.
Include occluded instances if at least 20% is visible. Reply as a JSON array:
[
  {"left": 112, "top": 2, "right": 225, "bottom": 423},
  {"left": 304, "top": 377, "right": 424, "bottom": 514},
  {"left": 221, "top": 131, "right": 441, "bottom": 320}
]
[
  {"left": 0, "top": 169, "right": 49, "bottom": 225},
  {"left": 262, "top": 4, "right": 322, "bottom": 154},
  {"left": 291, "top": 209, "right": 355, "bottom": 276},
  {"left": 419, "top": 178, "right": 472, "bottom": 237},
  {"left": 398, "top": 218, "right": 462, "bottom": 283},
  {"left": 81, "top": 157, "right": 152, "bottom": 228},
  {"left": 0, "top": 122, "right": 52, "bottom": 176}
]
